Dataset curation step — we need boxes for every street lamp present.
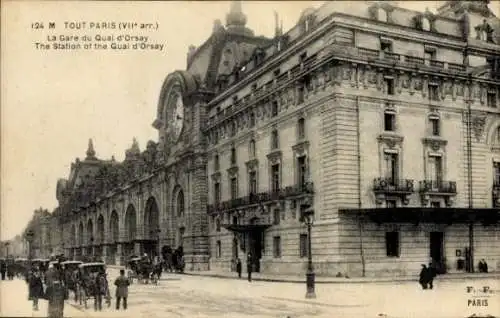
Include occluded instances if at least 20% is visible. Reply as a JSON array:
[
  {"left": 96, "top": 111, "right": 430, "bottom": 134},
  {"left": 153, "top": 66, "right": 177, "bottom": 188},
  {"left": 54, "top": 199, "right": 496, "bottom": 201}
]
[
  {"left": 5, "top": 242, "right": 10, "bottom": 257},
  {"left": 26, "top": 230, "right": 34, "bottom": 261},
  {"left": 302, "top": 204, "right": 316, "bottom": 299}
]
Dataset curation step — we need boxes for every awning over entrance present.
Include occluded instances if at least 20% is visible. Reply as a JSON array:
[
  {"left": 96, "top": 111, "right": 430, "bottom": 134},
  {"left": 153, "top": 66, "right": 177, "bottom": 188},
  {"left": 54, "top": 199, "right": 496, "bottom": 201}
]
[
  {"left": 339, "top": 208, "right": 500, "bottom": 224},
  {"left": 222, "top": 224, "right": 272, "bottom": 233}
]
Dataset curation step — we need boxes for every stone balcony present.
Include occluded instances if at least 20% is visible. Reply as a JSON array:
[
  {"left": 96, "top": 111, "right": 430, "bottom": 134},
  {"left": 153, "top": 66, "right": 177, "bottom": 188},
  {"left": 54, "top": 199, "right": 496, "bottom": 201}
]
[
  {"left": 207, "top": 182, "right": 315, "bottom": 215},
  {"left": 373, "top": 177, "right": 415, "bottom": 205},
  {"left": 419, "top": 180, "right": 457, "bottom": 207}
]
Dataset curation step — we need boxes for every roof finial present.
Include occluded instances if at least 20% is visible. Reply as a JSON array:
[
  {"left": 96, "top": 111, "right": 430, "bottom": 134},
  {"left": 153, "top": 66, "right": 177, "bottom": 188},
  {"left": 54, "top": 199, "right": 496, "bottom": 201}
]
[
  {"left": 226, "top": 0, "right": 247, "bottom": 28},
  {"left": 131, "top": 137, "right": 140, "bottom": 154},
  {"left": 86, "top": 138, "right": 96, "bottom": 160},
  {"left": 274, "top": 11, "right": 282, "bottom": 37}
]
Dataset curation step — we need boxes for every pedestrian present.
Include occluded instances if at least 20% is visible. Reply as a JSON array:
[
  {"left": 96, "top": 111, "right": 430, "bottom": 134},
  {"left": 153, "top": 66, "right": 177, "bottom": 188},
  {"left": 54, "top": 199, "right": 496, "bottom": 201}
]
[
  {"left": 236, "top": 258, "right": 242, "bottom": 279},
  {"left": 94, "top": 272, "right": 108, "bottom": 311},
  {"left": 246, "top": 253, "right": 252, "bottom": 282},
  {"left": 418, "top": 264, "right": 428, "bottom": 290},
  {"left": 478, "top": 259, "right": 488, "bottom": 273},
  {"left": 45, "top": 263, "right": 67, "bottom": 318},
  {"left": 427, "top": 262, "right": 437, "bottom": 290},
  {"left": 114, "top": 269, "right": 130, "bottom": 310},
  {"left": 0, "top": 260, "right": 6, "bottom": 280},
  {"left": 28, "top": 268, "right": 44, "bottom": 311}
]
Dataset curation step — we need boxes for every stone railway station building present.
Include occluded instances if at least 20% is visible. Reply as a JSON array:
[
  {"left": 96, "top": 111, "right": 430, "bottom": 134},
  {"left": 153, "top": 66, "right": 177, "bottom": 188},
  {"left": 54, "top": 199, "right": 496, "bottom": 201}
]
[{"left": 43, "top": 1, "right": 500, "bottom": 277}]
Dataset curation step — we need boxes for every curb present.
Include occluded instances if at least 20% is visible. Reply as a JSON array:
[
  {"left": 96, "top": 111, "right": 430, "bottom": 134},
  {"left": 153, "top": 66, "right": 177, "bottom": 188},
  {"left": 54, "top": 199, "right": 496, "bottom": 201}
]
[{"left": 182, "top": 272, "right": 500, "bottom": 284}]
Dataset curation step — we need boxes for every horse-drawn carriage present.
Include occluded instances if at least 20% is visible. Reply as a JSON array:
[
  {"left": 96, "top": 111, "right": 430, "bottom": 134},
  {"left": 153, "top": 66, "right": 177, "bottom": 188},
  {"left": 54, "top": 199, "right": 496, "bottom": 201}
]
[
  {"left": 126, "top": 257, "right": 142, "bottom": 283},
  {"left": 61, "top": 260, "right": 82, "bottom": 303},
  {"left": 76, "top": 262, "right": 111, "bottom": 309}
]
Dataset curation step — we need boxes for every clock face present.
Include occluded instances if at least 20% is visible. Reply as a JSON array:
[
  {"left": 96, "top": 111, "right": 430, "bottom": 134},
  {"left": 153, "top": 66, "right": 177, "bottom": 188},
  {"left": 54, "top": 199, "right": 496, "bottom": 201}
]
[{"left": 168, "top": 91, "right": 184, "bottom": 142}]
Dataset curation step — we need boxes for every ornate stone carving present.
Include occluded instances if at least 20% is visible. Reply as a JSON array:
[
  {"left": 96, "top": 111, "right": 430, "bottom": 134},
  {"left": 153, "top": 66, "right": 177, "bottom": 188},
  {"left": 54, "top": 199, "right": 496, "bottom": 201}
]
[
  {"left": 472, "top": 115, "right": 487, "bottom": 142},
  {"left": 377, "top": 132, "right": 404, "bottom": 148},
  {"left": 422, "top": 136, "right": 448, "bottom": 151}
]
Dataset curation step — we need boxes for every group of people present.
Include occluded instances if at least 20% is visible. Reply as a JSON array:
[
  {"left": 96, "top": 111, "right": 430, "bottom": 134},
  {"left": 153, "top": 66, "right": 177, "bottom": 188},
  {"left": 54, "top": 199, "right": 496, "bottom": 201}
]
[
  {"left": 234, "top": 253, "right": 255, "bottom": 282},
  {"left": 22, "top": 261, "right": 132, "bottom": 317},
  {"left": 0, "top": 259, "right": 14, "bottom": 280}
]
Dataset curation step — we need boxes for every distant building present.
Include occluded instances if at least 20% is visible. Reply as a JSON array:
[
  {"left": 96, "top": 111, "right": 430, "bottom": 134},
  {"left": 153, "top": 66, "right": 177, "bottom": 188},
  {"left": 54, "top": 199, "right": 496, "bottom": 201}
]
[
  {"left": 22, "top": 208, "right": 56, "bottom": 258},
  {"left": 46, "top": 1, "right": 500, "bottom": 276}
]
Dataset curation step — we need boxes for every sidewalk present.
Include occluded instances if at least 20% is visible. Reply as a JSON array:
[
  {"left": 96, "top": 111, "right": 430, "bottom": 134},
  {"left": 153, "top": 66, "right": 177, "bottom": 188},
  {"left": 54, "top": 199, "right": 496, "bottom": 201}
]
[{"left": 181, "top": 270, "right": 500, "bottom": 284}]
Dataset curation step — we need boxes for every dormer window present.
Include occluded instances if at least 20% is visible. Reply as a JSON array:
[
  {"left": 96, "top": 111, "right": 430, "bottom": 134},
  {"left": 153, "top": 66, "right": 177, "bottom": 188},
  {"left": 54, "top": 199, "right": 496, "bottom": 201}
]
[
  {"left": 378, "top": 8, "right": 388, "bottom": 22},
  {"left": 422, "top": 17, "right": 431, "bottom": 31}
]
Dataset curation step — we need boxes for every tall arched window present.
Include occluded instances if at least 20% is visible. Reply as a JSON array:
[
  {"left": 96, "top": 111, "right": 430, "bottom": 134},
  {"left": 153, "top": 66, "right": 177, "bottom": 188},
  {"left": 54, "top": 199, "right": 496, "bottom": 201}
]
[{"left": 176, "top": 190, "right": 185, "bottom": 218}]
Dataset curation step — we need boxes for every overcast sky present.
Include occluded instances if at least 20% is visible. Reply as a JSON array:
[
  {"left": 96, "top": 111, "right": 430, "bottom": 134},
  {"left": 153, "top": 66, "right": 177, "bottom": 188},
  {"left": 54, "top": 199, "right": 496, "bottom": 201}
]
[{"left": 1, "top": 1, "right": 499, "bottom": 241}]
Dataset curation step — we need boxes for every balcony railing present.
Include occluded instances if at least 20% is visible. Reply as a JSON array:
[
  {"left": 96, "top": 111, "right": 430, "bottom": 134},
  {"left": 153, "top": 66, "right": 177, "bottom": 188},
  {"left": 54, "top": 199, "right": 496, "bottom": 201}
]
[
  {"left": 373, "top": 177, "right": 415, "bottom": 193},
  {"left": 419, "top": 180, "right": 457, "bottom": 194},
  {"left": 207, "top": 182, "right": 314, "bottom": 214}
]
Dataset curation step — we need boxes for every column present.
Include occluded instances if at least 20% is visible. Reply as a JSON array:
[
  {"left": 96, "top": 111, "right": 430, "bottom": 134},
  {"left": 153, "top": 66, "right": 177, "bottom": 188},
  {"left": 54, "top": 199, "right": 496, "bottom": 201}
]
[{"left": 134, "top": 242, "right": 141, "bottom": 256}]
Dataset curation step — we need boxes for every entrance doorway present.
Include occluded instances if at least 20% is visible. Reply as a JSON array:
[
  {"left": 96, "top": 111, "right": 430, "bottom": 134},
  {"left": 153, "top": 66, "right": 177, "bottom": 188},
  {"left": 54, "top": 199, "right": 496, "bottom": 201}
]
[
  {"left": 430, "top": 232, "right": 445, "bottom": 274},
  {"left": 248, "top": 231, "right": 263, "bottom": 273},
  {"left": 143, "top": 241, "right": 158, "bottom": 257}
]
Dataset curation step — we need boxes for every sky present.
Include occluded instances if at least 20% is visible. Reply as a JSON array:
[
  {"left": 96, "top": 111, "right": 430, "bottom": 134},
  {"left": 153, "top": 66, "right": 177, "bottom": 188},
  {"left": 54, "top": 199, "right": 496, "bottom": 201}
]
[{"left": 1, "top": 1, "right": 499, "bottom": 241}]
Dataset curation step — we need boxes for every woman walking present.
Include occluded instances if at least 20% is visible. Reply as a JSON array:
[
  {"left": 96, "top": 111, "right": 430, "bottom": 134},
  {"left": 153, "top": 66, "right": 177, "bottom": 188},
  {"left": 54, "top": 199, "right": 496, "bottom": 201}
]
[{"left": 28, "top": 268, "right": 44, "bottom": 311}]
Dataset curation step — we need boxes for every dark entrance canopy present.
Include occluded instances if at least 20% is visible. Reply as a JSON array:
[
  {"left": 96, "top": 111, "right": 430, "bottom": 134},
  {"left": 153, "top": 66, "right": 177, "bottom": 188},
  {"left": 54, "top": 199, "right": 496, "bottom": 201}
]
[
  {"left": 222, "top": 224, "right": 272, "bottom": 232},
  {"left": 339, "top": 208, "right": 500, "bottom": 225}
]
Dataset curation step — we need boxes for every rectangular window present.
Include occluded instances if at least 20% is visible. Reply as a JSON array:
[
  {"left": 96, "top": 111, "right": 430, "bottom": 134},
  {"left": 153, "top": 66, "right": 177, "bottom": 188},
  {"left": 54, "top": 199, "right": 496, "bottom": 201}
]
[
  {"left": 429, "top": 84, "right": 439, "bottom": 101},
  {"left": 230, "top": 148, "right": 236, "bottom": 165},
  {"left": 297, "top": 118, "right": 305, "bottom": 139},
  {"left": 385, "top": 232, "right": 400, "bottom": 257},
  {"left": 428, "top": 155, "right": 443, "bottom": 185},
  {"left": 381, "top": 41, "right": 392, "bottom": 52},
  {"left": 386, "top": 200, "right": 397, "bottom": 208},
  {"left": 494, "top": 162, "right": 500, "bottom": 185},
  {"left": 384, "top": 77, "right": 395, "bottom": 95},
  {"left": 431, "top": 201, "right": 441, "bottom": 208},
  {"left": 271, "top": 164, "right": 280, "bottom": 192},
  {"left": 298, "top": 85, "right": 305, "bottom": 104},
  {"left": 249, "top": 112, "right": 255, "bottom": 127},
  {"left": 273, "top": 236, "right": 281, "bottom": 258},
  {"left": 273, "top": 209, "right": 280, "bottom": 225},
  {"left": 384, "top": 112, "right": 395, "bottom": 131},
  {"left": 424, "top": 50, "right": 436, "bottom": 66},
  {"left": 487, "top": 92, "right": 497, "bottom": 108},
  {"left": 230, "top": 177, "right": 238, "bottom": 200},
  {"left": 249, "top": 171, "right": 257, "bottom": 195},
  {"left": 271, "top": 100, "right": 279, "bottom": 117},
  {"left": 384, "top": 152, "right": 399, "bottom": 184},
  {"left": 216, "top": 240, "right": 221, "bottom": 258},
  {"left": 297, "top": 156, "right": 307, "bottom": 186},
  {"left": 214, "top": 156, "right": 220, "bottom": 171},
  {"left": 299, "top": 234, "right": 308, "bottom": 258},
  {"left": 214, "top": 182, "right": 221, "bottom": 203},
  {"left": 429, "top": 118, "right": 440, "bottom": 136}
]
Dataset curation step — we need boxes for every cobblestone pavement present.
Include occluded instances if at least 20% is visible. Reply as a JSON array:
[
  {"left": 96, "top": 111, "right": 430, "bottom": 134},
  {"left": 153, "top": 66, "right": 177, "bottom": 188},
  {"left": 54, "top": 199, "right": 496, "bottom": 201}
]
[{"left": 1, "top": 272, "right": 498, "bottom": 318}]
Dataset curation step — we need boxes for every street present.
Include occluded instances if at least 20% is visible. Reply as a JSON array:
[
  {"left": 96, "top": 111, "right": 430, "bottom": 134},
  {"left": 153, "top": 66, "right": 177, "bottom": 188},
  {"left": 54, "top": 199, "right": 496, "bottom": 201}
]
[{"left": 1, "top": 271, "right": 498, "bottom": 318}]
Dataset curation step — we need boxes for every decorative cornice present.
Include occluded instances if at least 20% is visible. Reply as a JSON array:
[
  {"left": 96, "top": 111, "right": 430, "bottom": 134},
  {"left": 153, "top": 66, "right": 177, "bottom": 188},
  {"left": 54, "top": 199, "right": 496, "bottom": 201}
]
[
  {"left": 422, "top": 136, "right": 448, "bottom": 151},
  {"left": 377, "top": 132, "right": 404, "bottom": 148},
  {"left": 245, "top": 159, "right": 259, "bottom": 170},
  {"left": 227, "top": 165, "right": 239, "bottom": 176}
]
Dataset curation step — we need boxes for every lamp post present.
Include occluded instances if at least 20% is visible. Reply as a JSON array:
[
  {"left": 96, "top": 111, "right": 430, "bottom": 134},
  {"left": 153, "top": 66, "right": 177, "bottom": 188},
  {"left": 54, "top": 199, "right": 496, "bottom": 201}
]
[
  {"left": 26, "top": 230, "right": 34, "bottom": 261},
  {"left": 5, "top": 242, "right": 9, "bottom": 257},
  {"left": 302, "top": 204, "right": 316, "bottom": 299}
]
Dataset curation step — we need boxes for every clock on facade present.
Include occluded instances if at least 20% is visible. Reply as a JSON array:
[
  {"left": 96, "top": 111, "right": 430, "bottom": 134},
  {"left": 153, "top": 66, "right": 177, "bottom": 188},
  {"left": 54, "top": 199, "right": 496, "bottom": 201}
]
[{"left": 166, "top": 90, "right": 185, "bottom": 142}]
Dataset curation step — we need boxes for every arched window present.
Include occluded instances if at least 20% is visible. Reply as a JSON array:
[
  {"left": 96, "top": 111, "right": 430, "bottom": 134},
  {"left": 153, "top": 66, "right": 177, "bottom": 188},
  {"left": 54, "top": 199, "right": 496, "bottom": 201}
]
[
  {"left": 495, "top": 127, "right": 500, "bottom": 144},
  {"left": 422, "top": 17, "right": 431, "bottom": 31},
  {"left": 378, "top": 8, "right": 387, "bottom": 22},
  {"left": 249, "top": 112, "right": 255, "bottom": 127},
  {"left": 249, "top": 139, "right": 256, "bottom": 157},
  {"left": 176, "top": 190, "right": 185, "bottom": 218}
]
